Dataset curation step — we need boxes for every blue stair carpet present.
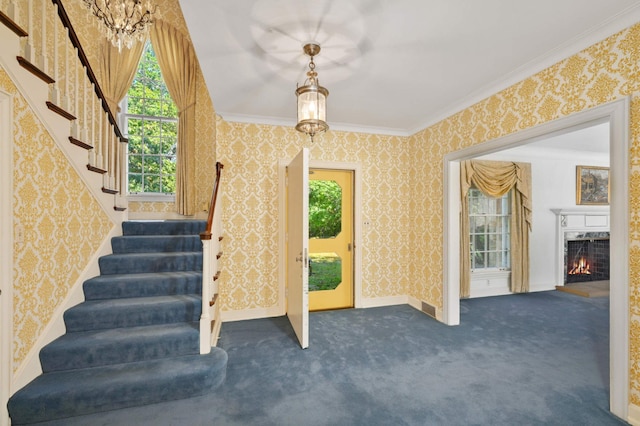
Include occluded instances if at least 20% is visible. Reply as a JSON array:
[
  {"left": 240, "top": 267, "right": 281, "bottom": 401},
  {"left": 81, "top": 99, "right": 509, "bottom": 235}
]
[{"left": 7, "top": 220, "right": 227, "bottom": 425}]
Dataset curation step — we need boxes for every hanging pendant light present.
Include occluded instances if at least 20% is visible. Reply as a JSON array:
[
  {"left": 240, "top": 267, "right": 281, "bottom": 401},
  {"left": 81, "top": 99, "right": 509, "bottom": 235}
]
[
  {"left": 295, "top": 43, "right": 329, "bottom": 142},
  {"left": 83, "top": 0, "right": 158, "bottom": 51}
]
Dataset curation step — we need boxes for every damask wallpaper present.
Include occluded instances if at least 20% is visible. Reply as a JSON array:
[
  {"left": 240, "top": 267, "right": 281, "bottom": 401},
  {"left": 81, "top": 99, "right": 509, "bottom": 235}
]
[
  {"left": 408, "top": 23, "right": 640, "bottom": 404},
  {"left": 2, "top": 68, "right": 114, "bottom": 371},
  {"left": 6, "top": 0, "right": 640, "bottom": 410},
  {"left": 215, "top": 119, "right": 411, "bottom": 311}
]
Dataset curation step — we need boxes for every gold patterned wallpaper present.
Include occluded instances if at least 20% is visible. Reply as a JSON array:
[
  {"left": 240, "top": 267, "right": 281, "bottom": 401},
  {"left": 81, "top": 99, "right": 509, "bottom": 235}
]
[
  {"left": 216, "top": 119, "right": 411, "bottom": 311},
  {"left": 2, "top": 67, "right": 114, "bottom": 371},
  {"left": 216, "top": 21, "right": 640, "bottom": 404},
  {"left": 408, "top": 23, "right": 640, "bottom": 404},
  {"left": 6, "top": 0, "right": 640, "bottom": 408}
]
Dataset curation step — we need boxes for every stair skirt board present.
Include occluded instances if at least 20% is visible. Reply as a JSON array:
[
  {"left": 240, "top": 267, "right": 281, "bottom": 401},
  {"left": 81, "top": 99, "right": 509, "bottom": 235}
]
[{"left": 7, "top": 220, "right": 226, "bottom": 425}]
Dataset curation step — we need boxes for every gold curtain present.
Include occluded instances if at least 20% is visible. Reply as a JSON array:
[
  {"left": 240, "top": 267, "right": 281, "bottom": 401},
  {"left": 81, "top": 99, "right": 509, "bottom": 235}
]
[
  {"left": 98, "top": 40, "right": 144, "bottom": 114},
  {"left": 460, "top": 160, "right": 532, "bottom": 298},
  {"left": 150, "top": 20, "right": 197, "bottom": 215}
]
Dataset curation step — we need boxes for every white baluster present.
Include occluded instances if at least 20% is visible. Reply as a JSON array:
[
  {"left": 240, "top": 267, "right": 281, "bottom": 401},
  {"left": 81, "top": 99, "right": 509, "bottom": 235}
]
[
  {"left": 91, "top": 83, "right": 99, "bottom": 167},
  {"left": 61, "top": 27, "right": 70, "bottom": 111},
  {"left": 49, "top": 4, "right": 60, "bottom": 105},
  {"left": 71, "top": 48, "right": 80, "bottom": 139},
  {"left": 24, "top": 0, "right": 35, "bottom": 62},
  {"left": 82, "top": 68, "right": 90, "bottom": 144},
  {"left": 7, "top": 0, "right": 18, "bottom": 21},
  {"left": 96, "top": 98, "right": 102, "bottom": 168},
  {"left": 37, "top": 0, "right": 47, "bottom": 72},
  {"left": 110, "top": 128, "right": 116, "bottom": 189}
]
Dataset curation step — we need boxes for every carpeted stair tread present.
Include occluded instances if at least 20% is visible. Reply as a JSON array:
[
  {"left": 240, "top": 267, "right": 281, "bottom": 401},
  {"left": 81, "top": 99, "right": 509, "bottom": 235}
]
[
  {"left": 7, "top": 219, "right": 226, "bottom": 424},
  {"left": 122, "top": 220, "right": 207, "bottom": 236},
  {"left": 111, "top": 234, "right": 203, "bottom": 254},
  {"left": 40, "top": 322, "right": 200, "bottom": 372},
  {"left": 83, "top": 271, "right": 202, "bottom": 300},
  {"left": 64, "top": 295, "right": 202, "bottom": 332},
  {"left": 99, "top": 251, "right": 203, "bottom": 275},
  {"left": 7, "top": 349, "right": 228, "bottom": 425}
]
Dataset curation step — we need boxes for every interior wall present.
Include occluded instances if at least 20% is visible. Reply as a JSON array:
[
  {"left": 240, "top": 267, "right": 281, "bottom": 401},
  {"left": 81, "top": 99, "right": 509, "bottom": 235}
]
[
  {"left": 408, "top": 22, "right": 640, "bottom": 406},
  {"left": 477, "top": 141, "right": 610, "bottom": 293},
  {"left": 215, "top": 118, "right": 411, "bottom": 313},
  {"left": 1, "top": 67, "right": 113, "bottom": 372}
]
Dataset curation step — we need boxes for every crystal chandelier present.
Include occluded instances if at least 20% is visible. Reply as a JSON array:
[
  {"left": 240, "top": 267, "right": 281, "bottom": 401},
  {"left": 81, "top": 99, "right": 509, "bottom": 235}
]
[
  {"left": 295, "top": 43, "right": 329, "bottom": 142},
  {"left": 83, "top": 0, "right": 158, "bottom": 50}
]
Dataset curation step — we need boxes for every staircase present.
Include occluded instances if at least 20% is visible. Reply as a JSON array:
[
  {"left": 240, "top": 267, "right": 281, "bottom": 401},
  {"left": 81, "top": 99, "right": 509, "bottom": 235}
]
[{"left": 7, "top": 220, "right": 228, "bottom": 425}]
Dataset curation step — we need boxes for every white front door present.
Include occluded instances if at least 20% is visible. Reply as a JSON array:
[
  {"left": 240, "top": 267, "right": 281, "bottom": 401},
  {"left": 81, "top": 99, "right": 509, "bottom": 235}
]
[{"left": 286, "top": 148, "right": 309, "bottom": 349}]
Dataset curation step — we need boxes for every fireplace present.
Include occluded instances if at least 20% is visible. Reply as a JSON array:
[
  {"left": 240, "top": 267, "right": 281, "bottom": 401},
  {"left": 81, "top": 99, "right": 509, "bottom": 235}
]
[
  {"left": 564, "top": 232, "right": 610, "bottom": 284},
  {"left": 552, "top": 208, "right": 610, "bottom": 286}
]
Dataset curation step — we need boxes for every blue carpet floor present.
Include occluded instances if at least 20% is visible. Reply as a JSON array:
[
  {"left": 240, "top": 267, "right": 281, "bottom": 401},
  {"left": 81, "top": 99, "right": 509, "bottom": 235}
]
[{"left": 30, "top": 291, "right": 625, "bottom": 425}]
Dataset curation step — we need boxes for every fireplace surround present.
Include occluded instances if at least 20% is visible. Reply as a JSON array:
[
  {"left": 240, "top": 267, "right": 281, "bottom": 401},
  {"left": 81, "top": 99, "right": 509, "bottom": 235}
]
[{"left": 551, "top": 208, "right": 610, "bottom": 286}]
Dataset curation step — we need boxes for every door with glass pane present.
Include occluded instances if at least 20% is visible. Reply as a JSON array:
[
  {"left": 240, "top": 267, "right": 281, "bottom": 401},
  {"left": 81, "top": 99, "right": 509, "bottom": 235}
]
[{"left": 308, "top": 169, "right": 354, "bottom": 311}]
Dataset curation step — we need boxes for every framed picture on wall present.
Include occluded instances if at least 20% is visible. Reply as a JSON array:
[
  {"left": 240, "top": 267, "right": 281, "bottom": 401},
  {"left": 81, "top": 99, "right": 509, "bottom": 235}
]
[{"left": 576, "top": 165, "right": 609, "bottom": 205}]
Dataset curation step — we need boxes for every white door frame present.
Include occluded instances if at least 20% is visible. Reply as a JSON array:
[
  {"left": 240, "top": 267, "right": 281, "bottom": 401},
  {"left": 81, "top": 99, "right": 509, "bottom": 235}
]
[
  {"left": 278, "top": 160, "right": 362, "bottom": 315},
  {"left": 443, "top": 98, "right": 629, "bottom": 420},
  {"left": 1, "top": 89, "right": 14, "bottom": 426}
]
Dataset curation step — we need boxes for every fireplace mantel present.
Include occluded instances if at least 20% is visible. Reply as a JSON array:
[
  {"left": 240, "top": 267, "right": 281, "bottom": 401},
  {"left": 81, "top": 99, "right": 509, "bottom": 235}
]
[{"left": 551, "top": 207, "right": 610, "bottom": 285}]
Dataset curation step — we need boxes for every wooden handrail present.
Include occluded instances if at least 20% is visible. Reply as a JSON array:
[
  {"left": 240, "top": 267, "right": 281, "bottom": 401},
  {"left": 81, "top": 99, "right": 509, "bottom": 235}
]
[
  {"left": 51, "top": 0, "right": 125, "bottom": 141},
  {"left": 200, "top": 162, "right": 224, "bottom": 241}
]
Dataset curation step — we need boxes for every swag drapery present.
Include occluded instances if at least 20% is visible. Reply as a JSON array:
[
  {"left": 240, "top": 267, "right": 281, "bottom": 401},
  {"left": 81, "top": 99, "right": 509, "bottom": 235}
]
[
  {"left": 100, "top": 20, "right": 198, "bottom": 216},
  {"left": 460, "top": 160, "right": 532, "bottom": 298}
]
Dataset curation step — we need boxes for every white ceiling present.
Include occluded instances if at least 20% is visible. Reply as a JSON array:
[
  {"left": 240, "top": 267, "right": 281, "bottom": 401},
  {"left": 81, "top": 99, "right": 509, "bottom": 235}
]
[
  {"left": 478, "top": 121, "right": 610, "bottom": 162},
  {"left": 179, "top": 0, "right": 640, "bottom": 136}
]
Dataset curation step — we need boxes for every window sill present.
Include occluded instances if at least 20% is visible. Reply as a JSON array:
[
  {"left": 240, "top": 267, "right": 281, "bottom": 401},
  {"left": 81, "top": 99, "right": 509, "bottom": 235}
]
[
  {"left": 471, "top": 269, "right": 511, "bottom": 278},
  {"left": 128, "top": 193, "right": 176, "bottom": 203}
]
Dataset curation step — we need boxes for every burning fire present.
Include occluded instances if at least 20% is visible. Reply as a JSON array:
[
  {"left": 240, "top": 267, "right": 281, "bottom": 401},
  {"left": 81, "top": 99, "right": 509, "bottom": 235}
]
[{"left": 568, "top": 257, "right": 591, "bottom": 275}]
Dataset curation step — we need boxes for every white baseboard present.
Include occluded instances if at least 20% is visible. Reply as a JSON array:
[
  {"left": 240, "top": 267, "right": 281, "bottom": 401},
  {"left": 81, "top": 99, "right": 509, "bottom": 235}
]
[
  {"left": 469, "top": 283, "right": 557, "bottom": 299},
  {"left": 360, "top": 295, "right": 408, "bottom": 308},
  {"left": 221, "top": 305, "right": 284, "bottom": 322},
  {"left": 628, "top": 403, "right": 640, "bottom": 425},
  {"left": 11, "top": 225, "right": 120, "bottom": 393},
  {"left": 408, "top": 296, "right": 441, "bottom": 321},
  {"left": 220, "top": 296, "right": 411, "bottom": 323}
]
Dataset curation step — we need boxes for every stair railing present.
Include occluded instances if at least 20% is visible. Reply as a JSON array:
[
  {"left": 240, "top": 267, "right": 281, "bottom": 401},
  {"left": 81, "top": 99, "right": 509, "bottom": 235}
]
[
  {"left": 199, "top": 162, "right": 224, "bottom": 353},
  {"left": 1, "top": 0, "right": 127, "bottom": 210}
]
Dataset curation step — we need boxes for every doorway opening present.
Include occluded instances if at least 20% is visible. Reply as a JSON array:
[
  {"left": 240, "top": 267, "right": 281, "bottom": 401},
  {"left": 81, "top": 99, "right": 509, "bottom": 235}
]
[
  {"left": 308, "top": 168, "right": 354, "bottom": 311},
  {"left": 443, "top": 98, "right": 629, "bottom": 419},
  {"left": 278, "top": 160, "right": 362, "bottom": 317}
]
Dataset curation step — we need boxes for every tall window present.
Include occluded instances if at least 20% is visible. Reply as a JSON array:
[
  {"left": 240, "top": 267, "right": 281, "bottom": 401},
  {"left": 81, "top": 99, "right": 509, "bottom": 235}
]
[
  {"left": 468, "top": 188, "right": 511, "bottom": 271},
  {"left": 122, "top": 42, "right": 178, "bottom": 195}
]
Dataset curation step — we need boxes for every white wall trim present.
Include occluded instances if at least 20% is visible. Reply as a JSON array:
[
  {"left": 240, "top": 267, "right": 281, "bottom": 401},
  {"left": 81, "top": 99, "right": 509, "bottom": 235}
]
[
  {"left": 360, "top": 295, "right": 408, "bottom": 309},
  {"left": 221, "top": 306, "right": 284, "bottom": 323},
  {"left": 0, "top": 89, "right": 13, "bottom": 426},
  {"left": 628, "top": 403, "right": 640, "bottom": 426},
  {"left": 443, "top": 97, "right": 629, "bottom": 421},
  {"left": 278, "top": 158, "right": 363, "bottom": 316},
  {"left": 10, "top": 225, "right": 120, "bottom": 392}
]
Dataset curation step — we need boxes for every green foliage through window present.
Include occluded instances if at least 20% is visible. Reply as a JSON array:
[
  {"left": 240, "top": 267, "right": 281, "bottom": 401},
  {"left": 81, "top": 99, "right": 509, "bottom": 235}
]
[
  {"left": 124, "top": 42, "right": 178, "bottom": 194},
  {"left": 469, "top": 188, "right": 511, "bottom": 270},
  {"left": 309, "top": 180, "right": 342, "bottom": 238}
]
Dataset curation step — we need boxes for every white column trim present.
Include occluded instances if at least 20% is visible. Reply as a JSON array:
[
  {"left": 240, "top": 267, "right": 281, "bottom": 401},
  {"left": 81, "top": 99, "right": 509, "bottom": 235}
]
[{"left": 0, "top": 89, "right": 13, "bottom": 426}]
